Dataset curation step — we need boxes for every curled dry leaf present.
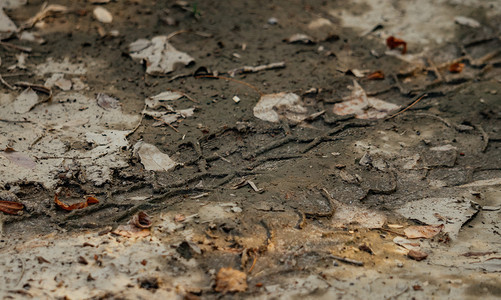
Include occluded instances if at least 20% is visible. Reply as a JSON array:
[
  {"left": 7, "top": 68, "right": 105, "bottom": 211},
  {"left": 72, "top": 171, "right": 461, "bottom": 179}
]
[
  {"left": 367, "top": 70, "right": 385, "bottom": 80},
  {"left": 22, "top": 4, "right": 68, "bottom": 30},
  {"left": 449, "top": 62, "right": 465, "bottom": 73},
  {"left": 0, "top": 200, "right": 24, "bottom": 215},
  {"left": 131, "top": 211, "right": 152, "bottom": 229},
  {"left": 386, "top": 36, "right": 407, "bottom": 54},
  {"left": 253, "top": 92, "right": 308, "bottom": 123},
  {"left": 333, "top": 80, "right": 400, "bottom": 119},
  {"left": 129, "top": 36, "right": 194, "bottom": 75},
  {"left": 55, "top": 194, "right": 99, "bottom": 211},
  {"left": 215, "top": 267, "right": 248, "bottom": 293},
  {"left": 93, "top": 7, "right": 113, "bottom": 23},
  {"left": 404, "top": 224, "right": 444, "bottom": 239}
]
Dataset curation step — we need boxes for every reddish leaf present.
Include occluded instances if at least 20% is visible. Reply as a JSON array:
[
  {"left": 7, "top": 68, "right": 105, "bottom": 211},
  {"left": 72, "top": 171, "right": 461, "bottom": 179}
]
[
  {"left": 449, "top": 62, "right": 465, "bottom": 73},
  {"left": 367, "top": 70, "right": 385, "bottom": 80},
  {"left": 55, "top": 194, "right": 99, "bottom": 211},
  {"left": 386, "top": 36, "right": 407, "bottom": 54},
  {"left": 0, "top": 200, "right": 24, "bottom": 215}
]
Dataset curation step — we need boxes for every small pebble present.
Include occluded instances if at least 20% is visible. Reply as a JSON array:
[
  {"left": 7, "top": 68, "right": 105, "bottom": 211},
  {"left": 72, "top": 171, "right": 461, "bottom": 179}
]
[{"left": 268, "top": 17, "right": 278, "bottom": 25}]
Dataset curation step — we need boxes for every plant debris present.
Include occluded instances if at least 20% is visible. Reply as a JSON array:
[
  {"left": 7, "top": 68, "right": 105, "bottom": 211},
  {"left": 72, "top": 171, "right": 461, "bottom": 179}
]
[
  {"left": 0, "top": 200, "right": 24, "bottom": 215},
  {"left": 54, "top": 195, "right": 99, "bottom": 211},
  {"left": 214, "top": 268, "right": 248, "bottom": 293},
  {"left": 333, "top": 80, "right": 400, "bottom": 119},
  {"left": 449, "top": 62, "right": 465, "bottom": 73},
  {"left": 253, "top": 92, "right": 308, "bottom": 123},
  {"left": 367, "top": 70, "right": 385, "bottom": 80},
  {"left": 386, "top": 36, "right": 407, "bottom": 54},
  {"left": 133, "top": 141, "right": 180, "bottom": 172},
  {"left": 131, "top": 211, "right": 152, "bottom": 229},
  {"left": 404, "top": 224, "right": 444, "bottom": 239},
  {"left": 129, "top": 36, "right": 194, "bottom": 75}
]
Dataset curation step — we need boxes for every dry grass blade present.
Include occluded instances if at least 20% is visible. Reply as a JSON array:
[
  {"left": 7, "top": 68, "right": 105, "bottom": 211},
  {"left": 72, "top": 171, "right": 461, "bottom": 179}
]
[{"left": 387, "top": 93, "right": 427, "bottom": 119}]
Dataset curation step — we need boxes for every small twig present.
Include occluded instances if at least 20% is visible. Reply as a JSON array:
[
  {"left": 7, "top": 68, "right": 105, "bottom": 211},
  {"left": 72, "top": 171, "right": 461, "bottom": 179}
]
[
  {"left": 15, "top": 258, "right": 25, "bottom": 287},
  {"left": 387, "top": 93, "right": 427, "bottom": 119},
  {"left": 195, "top": 75, "right": 263, "bottom": 96},
  {"left": 475, "top": 124, "right": 489, "bottom": 152},
  {"left": 427, "top": 58, "right": 443, "bottom": 82},
  {"left": 227, "top": 61, "right": 285, "bottom": 77},
  {"left": 329, "top": 254, "right": 364, "bottom": 266},
  {"left": 248, "top": 254, "right": 258, "bottom": 273},
  {"left": 0, "top": 74, "right": 16, "bottom": 90},
  {"left": 166, "top": 29, "right": 190, "bottom": 40},
  {"left": 0, "top": 42, "right": 32, "bottom": 53},
  {"left": 126, "top": 104, "right": 146, "bottom": 138}
]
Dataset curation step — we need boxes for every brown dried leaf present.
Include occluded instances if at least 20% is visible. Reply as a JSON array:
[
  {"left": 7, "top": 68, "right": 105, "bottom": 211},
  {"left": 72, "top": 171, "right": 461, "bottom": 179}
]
[
  {"left": 0, "top": 200, "right": 24, "bottom": 215},
  {"left": 404, "top": 224, "right": 444, "bottom": 239},
  {"left": 215, "top": 267, "right": 248, "bottom": 293},
  {"left": 55, "top": 195, "right": 99, "bottom": 211},
  {"left": 112, "top": 224, "right": 151, "bottom": 238}
]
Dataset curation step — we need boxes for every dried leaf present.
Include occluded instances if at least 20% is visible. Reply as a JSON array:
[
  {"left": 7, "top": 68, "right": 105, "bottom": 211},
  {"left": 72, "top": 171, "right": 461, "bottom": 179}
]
[
  {"left": 131, "top": 211, "right": 152, "bottom": 229},
  {"left": 215, "top": 268, "right": 248, "bottom": 293},
  {"left": 55, "top": 195, "right": 99, "bottom": 211},
  {"left": 333, "top": 80, "right": 400, "bottom": 119},
  {"left": 404, "top": 224, "right": 444, "bottom": 239},
  {"left": 13, "top": 88, "right": 40, "bottom": 114},
  {"left": 367, "top": 70, "right": 385, "bottom": 80},
  {"left": 0, "top": 200, "right": 24, "bottom": 215},
  {"left": 133, "top": 141, "right": 180, "bottom": 172},
  {"left": 112, "top": 224, "right": 151, "bottom": 238},
  {"left": 129, "top": 36, "right": 194, "bottom": 75},
  {"left": 449, "top": 62, "right": 465, "bottom": 73},
  {"left": 97, "top": 93, "right": 120, "bottom": 110},
  {"left": 93, "top": 7, "right": 113, "bottom": 23},
  {"left": 386, "top": 36, "right": 407, "bottom": 54},
  {"left": 145, "top": 91, "right": 184, "bottom": 109},
  {"left": 2, "top": 147, "right": 36, "bottom": 169},
  {"left": 253, "top": 92, "right": 308, "bottom": 123}
]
